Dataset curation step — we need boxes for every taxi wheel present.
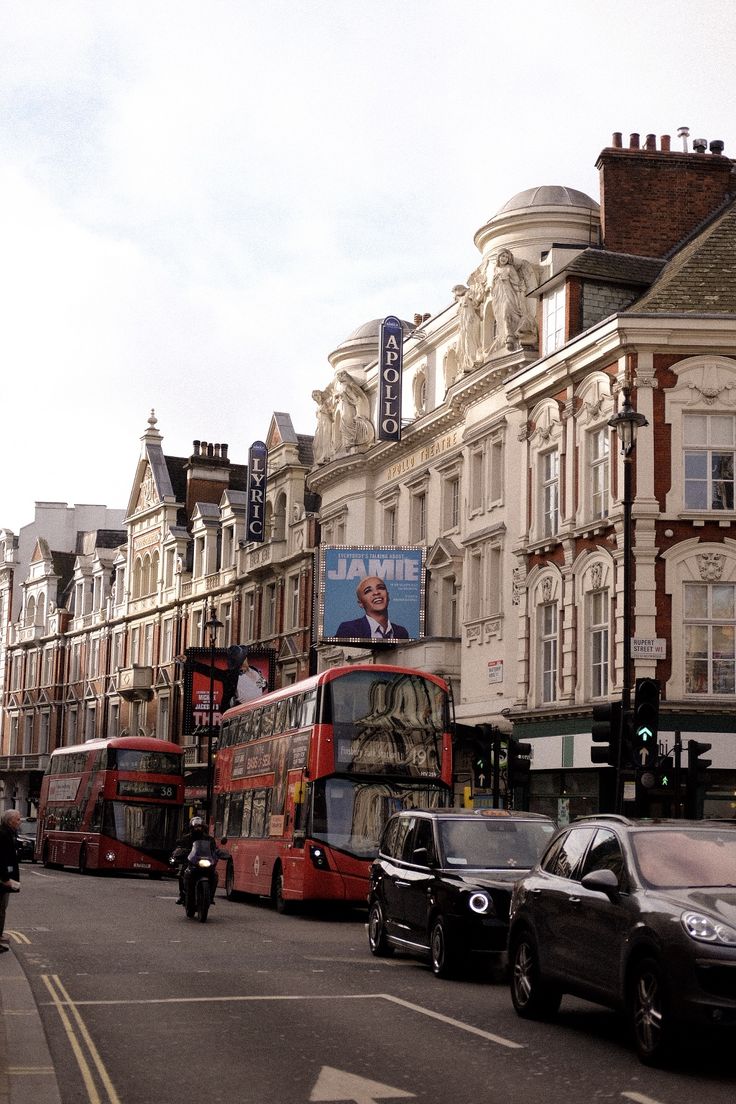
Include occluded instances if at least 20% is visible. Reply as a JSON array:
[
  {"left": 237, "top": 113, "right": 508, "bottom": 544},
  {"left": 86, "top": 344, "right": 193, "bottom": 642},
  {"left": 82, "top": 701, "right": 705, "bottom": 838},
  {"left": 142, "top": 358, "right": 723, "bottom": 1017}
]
[
  {"left": 368, "top": 900, "right": 394, "bottom": 957},
  {"left": 430, "top": 917, "right": 463, "bottom": 978}
]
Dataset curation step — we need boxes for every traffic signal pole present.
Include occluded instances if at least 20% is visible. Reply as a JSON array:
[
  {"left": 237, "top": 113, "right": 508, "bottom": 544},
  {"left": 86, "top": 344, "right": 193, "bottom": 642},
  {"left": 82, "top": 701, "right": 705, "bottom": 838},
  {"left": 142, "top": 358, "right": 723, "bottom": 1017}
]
[{"left": 617, "top": 448, "right": 634, "bottom": 814}]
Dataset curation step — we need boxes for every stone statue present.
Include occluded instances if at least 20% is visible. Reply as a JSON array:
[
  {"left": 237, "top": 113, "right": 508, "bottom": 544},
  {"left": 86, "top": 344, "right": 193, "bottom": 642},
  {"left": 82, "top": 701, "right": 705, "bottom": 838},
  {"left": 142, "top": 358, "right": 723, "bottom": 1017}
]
[
  {"left": 312, "top": 387, "right": 335, "bottom": 464},
  {"left": 490, "top": 248, "right": 540, "bottom": 353},
  {"left": 333, "top": 370, "right": 375, "bottom": 452},
  {"left": 453, "top": 273, "right": 485, "bottom": 373}
]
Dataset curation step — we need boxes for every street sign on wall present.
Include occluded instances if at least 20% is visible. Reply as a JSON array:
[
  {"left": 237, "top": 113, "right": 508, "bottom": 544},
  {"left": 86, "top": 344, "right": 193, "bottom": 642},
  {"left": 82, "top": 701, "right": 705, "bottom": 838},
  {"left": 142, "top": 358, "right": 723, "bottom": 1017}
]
[{"left": 631, "top": 638, "right": 667, "bottom": 659}]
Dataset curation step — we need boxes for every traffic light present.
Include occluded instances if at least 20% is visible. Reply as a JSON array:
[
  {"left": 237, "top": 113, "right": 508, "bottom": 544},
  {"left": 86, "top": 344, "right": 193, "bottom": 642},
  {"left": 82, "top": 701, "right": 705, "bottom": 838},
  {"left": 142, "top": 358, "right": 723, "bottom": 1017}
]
[
  {"left": 633, "top": 678, "right": 660, "bottom": 767},
  {"left": 507, "top": 736, "right": 532, "bottom": 788},
  {"left": 686, "top": 739, "right": 712, "bottom": 818},
  {"left": 655, "top": 755, "right": 674, "bottom": 790},
  {"left": 472, "top": 724, "right": 497, "bottom": 789},
  {"left": 590, "top": 700, "right": 622, "bottom": 767}
]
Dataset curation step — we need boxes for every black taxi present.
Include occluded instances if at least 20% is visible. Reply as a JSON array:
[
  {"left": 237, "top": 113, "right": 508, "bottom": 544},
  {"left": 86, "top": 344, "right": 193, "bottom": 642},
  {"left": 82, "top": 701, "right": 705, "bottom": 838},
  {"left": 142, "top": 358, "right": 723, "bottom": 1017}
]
[{"left": 367, "top": 807, "right": 555, "bottom": 978}]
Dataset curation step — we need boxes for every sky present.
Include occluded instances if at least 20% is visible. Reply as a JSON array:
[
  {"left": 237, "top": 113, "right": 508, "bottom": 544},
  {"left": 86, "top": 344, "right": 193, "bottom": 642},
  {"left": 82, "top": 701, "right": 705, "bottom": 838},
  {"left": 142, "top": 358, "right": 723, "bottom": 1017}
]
[{"left": 2, "top": 0, "right": 736, "bottom": 533}]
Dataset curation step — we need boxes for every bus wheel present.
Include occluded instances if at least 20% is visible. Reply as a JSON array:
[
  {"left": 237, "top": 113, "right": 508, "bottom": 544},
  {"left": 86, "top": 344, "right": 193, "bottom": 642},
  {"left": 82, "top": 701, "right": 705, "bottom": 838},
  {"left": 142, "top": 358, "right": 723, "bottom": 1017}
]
[
  {"left": 225, "top": 861, "right": 235, "bottom": 900},
  {"left": 78, "top": 846, "right": 88, "bottom": 875},
  {"left": 271, "top": 864, "right": 294, "bottom": 914}
]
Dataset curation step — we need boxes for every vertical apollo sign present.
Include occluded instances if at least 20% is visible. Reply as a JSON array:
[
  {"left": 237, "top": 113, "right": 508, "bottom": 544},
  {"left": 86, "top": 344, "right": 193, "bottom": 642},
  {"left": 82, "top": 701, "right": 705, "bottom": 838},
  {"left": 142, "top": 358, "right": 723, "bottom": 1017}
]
[
  {"left": 246, "top": 440, "right": 268, "bottom": 543},
  {"left": 378, "top": 315, "right": 403, "bottom": 441}
]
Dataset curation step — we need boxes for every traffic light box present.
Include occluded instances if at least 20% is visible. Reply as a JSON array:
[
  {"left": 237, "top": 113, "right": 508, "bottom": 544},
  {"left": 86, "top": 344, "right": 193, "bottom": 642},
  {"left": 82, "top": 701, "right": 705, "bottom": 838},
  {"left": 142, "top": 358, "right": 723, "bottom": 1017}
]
[
  {"left": 472, "top": 724, "right": 497, "bottom": 790},
  {"left": 633, "top": 678, "right": 660, "bottom": 767},
  {"left": 685, "top": 739, "right": 712, "bottom": 818},
  {"left": 507, "top": 736, "right": 532, "bottom": 789},
  {"left": 590, "top": 700, "right": 622, "bottom": 767}
]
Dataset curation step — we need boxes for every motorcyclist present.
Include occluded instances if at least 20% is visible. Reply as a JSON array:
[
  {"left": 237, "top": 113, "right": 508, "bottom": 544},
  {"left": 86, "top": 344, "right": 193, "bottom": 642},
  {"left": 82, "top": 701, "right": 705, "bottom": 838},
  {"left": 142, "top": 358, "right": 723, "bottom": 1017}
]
[{"left": 172, "top": 816, "right": 222, "bottom": 905}]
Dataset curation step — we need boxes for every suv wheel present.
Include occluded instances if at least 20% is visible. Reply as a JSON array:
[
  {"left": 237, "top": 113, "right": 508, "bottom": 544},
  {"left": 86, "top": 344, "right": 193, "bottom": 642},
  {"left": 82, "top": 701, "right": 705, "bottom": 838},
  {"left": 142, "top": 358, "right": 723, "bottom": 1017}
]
[
  {"left": 628, "top": 956, "right": 675, "bottom": 1065},
  {"left": 509, "top": 930, "right": 562, "bottom": 1019},
  {"left": 367, "top": 901, "right": 394, "bottom": 957}
]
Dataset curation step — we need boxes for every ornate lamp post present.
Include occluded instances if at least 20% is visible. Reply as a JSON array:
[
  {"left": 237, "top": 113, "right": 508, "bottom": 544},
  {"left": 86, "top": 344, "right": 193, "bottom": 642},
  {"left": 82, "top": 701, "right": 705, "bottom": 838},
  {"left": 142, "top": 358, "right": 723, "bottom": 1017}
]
[
  {"left": 608, "top": 385, "right": 648, "bottom": 810},
  {"left": 204, "top": 604, "right": 223, "bottom": 823}
]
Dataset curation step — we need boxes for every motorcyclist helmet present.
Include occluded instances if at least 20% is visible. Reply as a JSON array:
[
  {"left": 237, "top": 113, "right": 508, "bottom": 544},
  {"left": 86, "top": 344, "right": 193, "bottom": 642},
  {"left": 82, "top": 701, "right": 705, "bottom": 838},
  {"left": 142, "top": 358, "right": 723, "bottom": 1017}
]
[{"left": 190, "top": 816, "right": 204, "bottom": 828}]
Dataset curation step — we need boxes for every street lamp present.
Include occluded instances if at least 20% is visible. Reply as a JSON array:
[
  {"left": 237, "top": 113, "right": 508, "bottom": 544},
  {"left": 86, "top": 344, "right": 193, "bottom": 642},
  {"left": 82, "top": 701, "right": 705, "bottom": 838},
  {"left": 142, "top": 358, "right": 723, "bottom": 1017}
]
[
  {"left": 608, "top": 385, "right": 648, "bottom": 810},
  {"left": 204, "top": 603, "right": 223, "bottom": 824}
]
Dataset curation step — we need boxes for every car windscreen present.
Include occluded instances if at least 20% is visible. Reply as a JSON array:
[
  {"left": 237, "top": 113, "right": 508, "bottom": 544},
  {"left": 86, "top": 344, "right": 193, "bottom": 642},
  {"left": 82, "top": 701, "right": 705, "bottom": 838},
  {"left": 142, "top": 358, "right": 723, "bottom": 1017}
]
[
  {"left": 632, "top": 828, "right": 736, "bottom": 888},
  {"left": 438, "top": 819, "right": 555, "bottom": 870}
]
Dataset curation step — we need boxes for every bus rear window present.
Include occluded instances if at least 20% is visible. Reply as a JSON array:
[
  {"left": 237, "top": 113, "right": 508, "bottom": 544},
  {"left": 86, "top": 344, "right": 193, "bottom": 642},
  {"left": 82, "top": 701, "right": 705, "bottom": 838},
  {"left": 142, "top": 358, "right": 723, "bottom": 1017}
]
[{"left": 109, "top": 749, "right": 183, "bottom": 775}]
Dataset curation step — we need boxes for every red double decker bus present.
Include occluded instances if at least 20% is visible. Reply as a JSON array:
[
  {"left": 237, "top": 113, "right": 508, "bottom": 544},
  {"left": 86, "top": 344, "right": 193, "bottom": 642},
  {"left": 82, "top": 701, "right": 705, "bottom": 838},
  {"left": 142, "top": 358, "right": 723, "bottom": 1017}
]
[
  {"left": 214, "top": 664, "right": 453, "bottom": 910},
  {"left": 35, "top": 736, "right": 185, "bottom": 876}
]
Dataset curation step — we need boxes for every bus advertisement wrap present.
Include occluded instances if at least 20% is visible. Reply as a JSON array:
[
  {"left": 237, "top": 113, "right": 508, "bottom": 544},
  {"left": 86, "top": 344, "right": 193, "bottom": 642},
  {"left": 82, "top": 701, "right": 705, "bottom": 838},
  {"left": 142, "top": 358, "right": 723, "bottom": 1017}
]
[{"left": 319, "top": 545, "right": 425, "bottom": 644}]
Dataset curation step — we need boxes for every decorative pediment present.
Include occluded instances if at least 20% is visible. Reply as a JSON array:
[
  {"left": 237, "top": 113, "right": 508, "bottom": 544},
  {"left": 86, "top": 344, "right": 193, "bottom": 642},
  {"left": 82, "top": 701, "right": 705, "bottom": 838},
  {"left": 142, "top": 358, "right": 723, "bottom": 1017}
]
[
  {"left": 134, "top": 463, "right": 159, "bottom": 513},
  {"left": 106, "top": 676, "right": 119, "bottom": 695},
  {"left": 21, "top": 691, "right": 34, "bottom": 708},
  {"left": 37, "top": 689, "right": 51, "bottom": 706},
  {"left": 65, "top": 687, "right": 80, "bottom": 704},
  {"left": 83, "top": 681, "right": 97, "bottom": 701},
  {"left": 278, "top": 636, "right": 299, "bottom": 661},
  {"left": 426, "top": 537, "right": 462, "bottom": 572},
  {"left": 155, "top": 668, "right": 171, "bottom": 688}
]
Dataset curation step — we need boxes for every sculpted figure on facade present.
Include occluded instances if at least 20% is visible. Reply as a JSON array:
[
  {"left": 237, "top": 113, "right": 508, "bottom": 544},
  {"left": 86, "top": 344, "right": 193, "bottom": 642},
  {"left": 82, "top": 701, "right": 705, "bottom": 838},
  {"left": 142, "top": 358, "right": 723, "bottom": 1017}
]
[
  {"left": 453, "top": 261, "right": 487, "bottom": 373},
  {"left": 312, "top": 387, "right": 335, "bottom": 464},
  {"left": 333, "top": 370, "right": 375, "bottom": 452},
  {"left": 489, "top": 248, "right": 540, "bottom": 353}
]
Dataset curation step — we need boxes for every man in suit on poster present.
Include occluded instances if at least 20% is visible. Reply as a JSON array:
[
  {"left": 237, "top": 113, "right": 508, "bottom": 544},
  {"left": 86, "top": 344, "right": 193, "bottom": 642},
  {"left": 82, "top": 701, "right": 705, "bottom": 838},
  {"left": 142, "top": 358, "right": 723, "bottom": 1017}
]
[{"left": 335, "top": 576, "right": 410, "bottom": 640}]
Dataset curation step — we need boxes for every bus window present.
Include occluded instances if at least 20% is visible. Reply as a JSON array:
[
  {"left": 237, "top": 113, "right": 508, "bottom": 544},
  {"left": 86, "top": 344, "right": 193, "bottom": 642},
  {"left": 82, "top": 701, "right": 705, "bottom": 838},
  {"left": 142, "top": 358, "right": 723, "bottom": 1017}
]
[
  {"left": 241, "top": 792, "right": 254, "bottom": 836},
  {"left": 274, "top": 698, "right": 288, "bottom": 735},
  {"left": 261, "top": 707, "right": 274, "bottom": 738},
  {"left": 251, "top": 790, "right": 269, "bottom": 837},
  {"left": 250, "top": 708, "right": 263, "bottom": 739},
  {"left": 302, "top": 691, "right": 317, "bottom": 727},
  {"left": 90, "top": 796, "right": 103, "bottom": 832},
  {"left": 227, "top": 793, "right": 244, "bottom": 837}
]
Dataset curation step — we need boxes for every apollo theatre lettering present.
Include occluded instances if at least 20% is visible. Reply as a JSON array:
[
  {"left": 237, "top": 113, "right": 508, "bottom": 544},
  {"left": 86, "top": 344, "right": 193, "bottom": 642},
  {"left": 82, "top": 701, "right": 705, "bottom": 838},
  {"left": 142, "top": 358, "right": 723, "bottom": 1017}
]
[{"left": 378, "top": 316, "right": 403, "bottom": 442}]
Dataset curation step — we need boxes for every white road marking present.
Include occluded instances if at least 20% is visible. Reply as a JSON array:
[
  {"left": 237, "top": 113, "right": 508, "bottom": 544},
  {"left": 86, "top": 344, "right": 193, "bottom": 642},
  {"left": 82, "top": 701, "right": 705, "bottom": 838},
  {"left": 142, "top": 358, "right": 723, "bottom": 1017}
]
[
  {"left": 45, "top": 991, "right": 524, "bottom": 1049},
  {"left": 622, "top": 1093, "right": 667, "bottom": 1104},
  {"left": 311, "top": 1065, "right": 414, "bottom": 1102}
]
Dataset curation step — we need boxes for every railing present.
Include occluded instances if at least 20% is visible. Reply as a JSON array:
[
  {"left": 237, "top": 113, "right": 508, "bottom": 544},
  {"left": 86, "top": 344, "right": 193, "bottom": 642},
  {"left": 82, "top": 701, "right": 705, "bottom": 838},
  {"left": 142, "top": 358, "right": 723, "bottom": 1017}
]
[{"left": 0, "top": 754, "right": 49, "bottom": 773}]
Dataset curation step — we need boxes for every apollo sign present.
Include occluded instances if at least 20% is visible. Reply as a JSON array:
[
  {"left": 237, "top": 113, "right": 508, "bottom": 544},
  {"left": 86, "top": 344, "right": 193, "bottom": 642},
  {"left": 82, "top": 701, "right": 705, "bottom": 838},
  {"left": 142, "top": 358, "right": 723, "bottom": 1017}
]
[
  {"left": 378, "top": 315, "right": 403, "bottom": 441},
  {"left": 246, "top": 440, "right": 268, "bottom": 543}
]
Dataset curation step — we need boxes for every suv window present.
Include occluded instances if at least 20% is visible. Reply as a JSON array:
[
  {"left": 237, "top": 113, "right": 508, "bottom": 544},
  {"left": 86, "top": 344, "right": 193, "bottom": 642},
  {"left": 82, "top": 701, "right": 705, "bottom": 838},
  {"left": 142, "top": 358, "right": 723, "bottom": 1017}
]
[
  {"left": 579, "top": 828, "right": 627, "bottom": 887},
  {"left": 543, "top": 826, "right": 595, "bottom": 880},
  {"left": 380, "top": 815, "right": 401, "bottom": 858}
]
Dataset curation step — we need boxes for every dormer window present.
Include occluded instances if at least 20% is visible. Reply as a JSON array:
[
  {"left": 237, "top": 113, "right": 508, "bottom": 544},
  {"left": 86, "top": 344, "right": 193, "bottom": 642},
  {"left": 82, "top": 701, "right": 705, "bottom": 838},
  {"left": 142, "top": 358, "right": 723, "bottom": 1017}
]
[{"left": 543, "top": 286, "right": 566, "bottom": 354}]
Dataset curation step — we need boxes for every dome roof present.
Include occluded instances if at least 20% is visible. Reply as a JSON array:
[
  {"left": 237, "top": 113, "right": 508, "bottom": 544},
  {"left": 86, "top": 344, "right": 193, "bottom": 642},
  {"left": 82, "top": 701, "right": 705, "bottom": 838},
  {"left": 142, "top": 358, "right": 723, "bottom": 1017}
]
[
  {"left": 345, "top": 318, "right": 413, "bottom": 342},
  {"left": 495, "top": 185, "right": 599, "bottom": 216}
]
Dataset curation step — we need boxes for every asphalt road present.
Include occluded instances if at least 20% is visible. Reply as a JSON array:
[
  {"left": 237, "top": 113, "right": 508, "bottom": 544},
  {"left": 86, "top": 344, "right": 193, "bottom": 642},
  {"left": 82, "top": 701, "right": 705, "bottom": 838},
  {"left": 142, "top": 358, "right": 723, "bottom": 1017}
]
[{"left": 4, "top": 863, "right": 736, "bottom": 1104}]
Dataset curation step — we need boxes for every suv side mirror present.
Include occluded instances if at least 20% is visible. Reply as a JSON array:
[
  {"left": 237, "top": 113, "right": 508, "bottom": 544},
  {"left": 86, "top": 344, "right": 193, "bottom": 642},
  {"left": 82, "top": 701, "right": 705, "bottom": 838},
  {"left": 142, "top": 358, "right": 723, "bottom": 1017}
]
[{"left": 581, "top": 868, "right": 619, "bottom": 897}]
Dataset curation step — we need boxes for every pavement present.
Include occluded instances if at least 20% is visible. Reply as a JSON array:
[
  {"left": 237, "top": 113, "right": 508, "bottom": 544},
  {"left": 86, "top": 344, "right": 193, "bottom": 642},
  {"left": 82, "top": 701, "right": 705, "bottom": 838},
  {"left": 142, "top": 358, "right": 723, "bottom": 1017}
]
[{"left": 0, "top": 945, "right": 62, "bottom": 1104}]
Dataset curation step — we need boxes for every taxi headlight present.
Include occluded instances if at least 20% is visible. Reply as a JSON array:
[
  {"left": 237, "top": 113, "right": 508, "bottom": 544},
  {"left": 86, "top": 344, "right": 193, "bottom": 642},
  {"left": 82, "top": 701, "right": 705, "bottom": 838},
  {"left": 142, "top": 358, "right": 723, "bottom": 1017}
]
[{"left": 468, "top": 892, "right": 492, "bottom": 915}]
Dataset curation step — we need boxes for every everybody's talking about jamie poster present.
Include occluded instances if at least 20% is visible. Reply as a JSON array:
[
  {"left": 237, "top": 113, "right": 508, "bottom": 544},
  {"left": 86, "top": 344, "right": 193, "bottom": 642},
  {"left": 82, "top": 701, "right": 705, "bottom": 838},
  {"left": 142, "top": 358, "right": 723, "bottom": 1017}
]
[{"left": 319, "top": 546, "right": 425, "bottom": 644}]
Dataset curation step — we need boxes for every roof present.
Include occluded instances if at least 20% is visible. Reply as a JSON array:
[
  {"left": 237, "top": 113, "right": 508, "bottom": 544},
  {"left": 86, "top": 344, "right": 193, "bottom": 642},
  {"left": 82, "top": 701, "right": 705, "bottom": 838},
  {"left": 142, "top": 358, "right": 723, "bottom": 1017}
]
[
  {"left": 495, "top": 185, "right": 599, "bottom": 216},
  {"left": 633, "top": 194, "right": 736, "bottom": 313},
  {"left": 561, "top": 249, "right": 664, "bottom": 286}
]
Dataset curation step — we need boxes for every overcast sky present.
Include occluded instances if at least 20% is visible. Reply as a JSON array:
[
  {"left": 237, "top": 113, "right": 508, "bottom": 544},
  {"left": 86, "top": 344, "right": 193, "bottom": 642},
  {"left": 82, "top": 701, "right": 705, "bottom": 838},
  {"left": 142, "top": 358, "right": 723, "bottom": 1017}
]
[{"left": 2, "top": 1, "right": 735, "bottom": 533}]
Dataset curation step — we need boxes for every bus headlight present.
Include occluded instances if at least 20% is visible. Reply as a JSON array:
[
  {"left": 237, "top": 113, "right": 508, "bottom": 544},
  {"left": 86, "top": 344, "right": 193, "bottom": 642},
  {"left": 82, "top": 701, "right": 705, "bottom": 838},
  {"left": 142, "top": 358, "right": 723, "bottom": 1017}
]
[
  {"left": 104, "top": 851, "right": 116, "bottom": 863},
  {"left": 468, "top": 892, "right": 492, "bottom": 915},
  {"left": 309, "top": 845, "right": 329, "bottom": 871}
]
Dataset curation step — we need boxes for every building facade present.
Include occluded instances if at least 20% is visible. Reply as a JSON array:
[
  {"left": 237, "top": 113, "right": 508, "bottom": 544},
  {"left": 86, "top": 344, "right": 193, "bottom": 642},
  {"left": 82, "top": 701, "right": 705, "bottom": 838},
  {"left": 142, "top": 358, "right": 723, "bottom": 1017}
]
[{"left": 3, "top": 130, "right": 736, "bottom": 824}]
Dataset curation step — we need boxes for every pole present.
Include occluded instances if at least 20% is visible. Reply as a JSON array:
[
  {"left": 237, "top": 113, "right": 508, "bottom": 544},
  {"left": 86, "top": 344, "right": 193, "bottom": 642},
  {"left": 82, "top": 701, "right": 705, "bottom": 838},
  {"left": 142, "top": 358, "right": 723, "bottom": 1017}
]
[
  {"left": 615, "top": 454, "right": 634, "bottom": 814},
  {"left": 205, "top": 636, "right": 215, "bottom": 824}
]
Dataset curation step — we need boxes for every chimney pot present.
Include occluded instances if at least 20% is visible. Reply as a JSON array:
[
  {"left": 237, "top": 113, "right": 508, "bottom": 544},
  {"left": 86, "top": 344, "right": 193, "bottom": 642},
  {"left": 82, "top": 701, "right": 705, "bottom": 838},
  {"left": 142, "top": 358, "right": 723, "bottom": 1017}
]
[
  {"left": 660, "top": 134, "right": 671, "bottom": 152},
  {"left": 612, "top": 132, "right": 623, "bottom": 148},
  {"left": 710, "top": 139, "right": 725, "bottom": 155},
  {"left": 645, "top": 133, "right": 656, "bottom": 151},
  {"left": 693, "top": 138, "right": 707, "bottom": 153},
  {"left": 221, "top": 444, "right": 229, "bottom": 459},
  {"left": 629, "top": 133, "right": 640, "bottom": 149},
  {"left": 677, "top": 126, "right": 690, "bottom": 152}
]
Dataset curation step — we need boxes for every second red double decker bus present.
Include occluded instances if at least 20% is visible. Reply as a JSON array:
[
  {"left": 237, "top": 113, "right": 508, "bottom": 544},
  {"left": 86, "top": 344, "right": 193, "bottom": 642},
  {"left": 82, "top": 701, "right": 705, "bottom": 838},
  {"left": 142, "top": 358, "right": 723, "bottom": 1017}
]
[
  {"left": 214, "top": 663, "right": 453, "bottom": 910},
  {"left": 35, "top": 735, "right": 185, "bottom": 876}
]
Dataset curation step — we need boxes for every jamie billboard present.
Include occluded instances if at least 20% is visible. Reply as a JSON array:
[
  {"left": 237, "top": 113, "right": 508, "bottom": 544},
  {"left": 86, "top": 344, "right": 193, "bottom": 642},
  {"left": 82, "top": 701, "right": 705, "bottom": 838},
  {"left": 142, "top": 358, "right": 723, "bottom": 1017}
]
[{"left": 319, "top": 546, "right": 425, "bottom": 644}]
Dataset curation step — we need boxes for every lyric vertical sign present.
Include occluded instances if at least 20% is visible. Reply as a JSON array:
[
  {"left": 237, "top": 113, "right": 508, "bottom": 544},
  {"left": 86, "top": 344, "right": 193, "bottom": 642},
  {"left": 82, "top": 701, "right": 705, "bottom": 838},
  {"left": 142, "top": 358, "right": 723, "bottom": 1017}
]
[
  {"left": 246, "top": 440, "right": 268, "bottom": 542},
  {"left": 378, "top": 315, "right": 403, "bottom": 442}
]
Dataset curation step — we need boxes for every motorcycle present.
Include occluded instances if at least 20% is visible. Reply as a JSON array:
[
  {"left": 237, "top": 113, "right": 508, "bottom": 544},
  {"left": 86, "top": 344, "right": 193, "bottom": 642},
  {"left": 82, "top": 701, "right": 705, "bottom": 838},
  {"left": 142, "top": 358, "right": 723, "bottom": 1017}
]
[{"left": 173, "top": 839, "right": 228, "bottom": 923}]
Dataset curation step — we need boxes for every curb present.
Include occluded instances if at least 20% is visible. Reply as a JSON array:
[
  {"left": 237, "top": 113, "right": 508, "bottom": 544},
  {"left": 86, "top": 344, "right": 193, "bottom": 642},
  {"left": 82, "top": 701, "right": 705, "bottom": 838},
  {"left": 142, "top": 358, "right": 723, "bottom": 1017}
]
[{"left": 0, "top": 947, "right": 62, "bottom": 1104}]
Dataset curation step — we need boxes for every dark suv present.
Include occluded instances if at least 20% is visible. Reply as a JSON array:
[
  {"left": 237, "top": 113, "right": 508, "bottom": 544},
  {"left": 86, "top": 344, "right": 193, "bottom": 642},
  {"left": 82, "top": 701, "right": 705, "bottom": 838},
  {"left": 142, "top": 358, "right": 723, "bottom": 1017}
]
[
  {"left": 508, "top": 815, "right": 736, "bottom": 1064},
  {"left": 368, "top": 808, "right": 555, "bottom": 977}
]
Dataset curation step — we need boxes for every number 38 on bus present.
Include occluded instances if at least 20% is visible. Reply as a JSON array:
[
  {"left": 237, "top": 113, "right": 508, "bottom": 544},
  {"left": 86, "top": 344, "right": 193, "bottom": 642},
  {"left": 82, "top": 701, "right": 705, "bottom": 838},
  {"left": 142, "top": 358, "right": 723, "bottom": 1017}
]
[{"left": 214, "top": 664, "right": 453, "bottom": 911}]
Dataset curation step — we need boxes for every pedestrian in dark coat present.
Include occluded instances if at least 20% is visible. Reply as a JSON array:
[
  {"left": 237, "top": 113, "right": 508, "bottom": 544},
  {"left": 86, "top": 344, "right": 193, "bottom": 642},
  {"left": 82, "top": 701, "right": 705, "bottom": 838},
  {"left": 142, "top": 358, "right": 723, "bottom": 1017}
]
[{"left": 0, "top": 809, "right": 21, "bottom": 951}]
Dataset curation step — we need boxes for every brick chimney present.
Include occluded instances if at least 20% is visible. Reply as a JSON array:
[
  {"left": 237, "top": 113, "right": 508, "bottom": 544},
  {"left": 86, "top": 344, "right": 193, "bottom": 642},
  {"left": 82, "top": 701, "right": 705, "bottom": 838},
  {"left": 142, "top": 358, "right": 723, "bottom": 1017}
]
[
  {"left": 596, "top": 131, "right": 736, "bottom": 257},
  {"left": 185, "top": 440, "right": 231, "bottom": 518}
]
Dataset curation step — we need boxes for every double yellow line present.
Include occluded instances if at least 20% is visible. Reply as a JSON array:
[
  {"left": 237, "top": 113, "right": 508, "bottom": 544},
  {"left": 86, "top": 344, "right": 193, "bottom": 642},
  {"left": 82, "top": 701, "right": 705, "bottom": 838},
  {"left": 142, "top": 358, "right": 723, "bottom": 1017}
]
[{"left": 41, "top": 974, "right": 120, "bottom": 1104}]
